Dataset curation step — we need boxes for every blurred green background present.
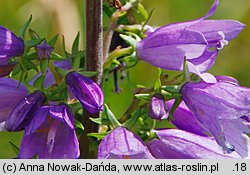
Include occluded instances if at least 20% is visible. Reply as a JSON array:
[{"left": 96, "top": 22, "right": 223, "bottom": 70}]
[{"left": 0, "top": 0, "right": 249, "bottom": 158}]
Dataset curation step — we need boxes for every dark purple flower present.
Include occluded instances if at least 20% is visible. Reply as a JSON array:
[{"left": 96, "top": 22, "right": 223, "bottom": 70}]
[
  {"left": 66, "top": 71, "right": 104, "bottom": 114},
  {"left": 182, "top": 76, "right": 250, "bottom": 157},
  {"left": 5, "top": 90, "right": 46, "bottom": 131},
  {"left": 0, "top": 78, "right": 27, "bottom": 130},
  {"left": 35, "top": 41, "right": 54, "bottom": 60},
  {"left": 19, "top": 104, "right": 79, "bottom": 159},
  {"left": 149, "top": 94, "right": 168, "bottom": 120},
  {"left": 166, "top": 100, "right": 207, "bottom": 136},
  {"left": 136, "top": 0, "right": 245, "bottom": 83},
  {"left": 147, "top": 129, "right": 241, "bottom": 159},
  {"left": 98, "top": 127, "right": 154, "bottom": 159},
  {"left": 0, "top": 26, "right": 24, "bottom": 65}
]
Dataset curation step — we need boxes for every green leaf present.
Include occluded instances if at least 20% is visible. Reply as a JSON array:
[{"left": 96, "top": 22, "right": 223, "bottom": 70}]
[
  {"left": 134, "top": 93, "right": 150, "bottom": 101},
  {"left": 19, "top": 15, "right": 32, "bottom": 39},
  {"left": 9, "top": 141, "right": 20, "bottom": 156},
  {"left": 161, "top": 85, "right": 181, "bottom": 94},
  {"left": 90, "top": 117, "right": 110, "bottom": 125},
  {"left": 79, "top": 71, "right": 98, "bottom": 77},
  {"left": 71, "top": 32, "right": 80, "bottom": 54},
  {"left": 136, "top": 3, "right": 148, "bottom": 21},
  {"left": 40, "top": 60, "right": 48, "bottom": 75},
  {"left": 75, "top": 120, "right": 84, "bottom": 131},
  {"left": 22, "top": 59, "right": 38, "bottom": 72},
  {"left": 25, "top": 38, "right": 45, "bottom": 50},
  {"left": 170, "top": 98, "right": 182, "bottom": 114},
  {"left": 183, "top": 57, "right": 190, "bottom": 82},
  {"left": 120, "top": 34, "right": 137, "bottom": 48},
  {"left": 33, "top": 75, "right": 45, "bottom": 90},
  {"left": 87, "top": 132, "right": 110, "bottom": 139},
  {"left": 104, "top": 104, "right": 121, "bottom": 129},
  {"left": 154, "top": 68, "right": 162, "bottom": 92},
  {"left": 50, "top": 53, "right": 64, "bottom": 60},
  {"left": 9, "top": 64, "right": 21, "bottom": 77},
  {"left": 55, "top": 67, "right": 67, "bottom": 77},
  {"left": 48, "top": 34, "right": 59, "bottom": 46},
  {"left": 28, "top": 29, "right": 39, "bottom": 40},
  {"left": 50, "top": 82, "right": 67, "bottom": 95},
  {"left": 62, "top": 35, "right": 70, "bottom": 58},
  {"left": 23, "top": 52, "right": 37, "bottom": 60},
  {"left": 123, "top": 108, "right": 146, "bottom": 129},
  {"left": 72, "top": 52, "right": 81, "bottom": 69}
]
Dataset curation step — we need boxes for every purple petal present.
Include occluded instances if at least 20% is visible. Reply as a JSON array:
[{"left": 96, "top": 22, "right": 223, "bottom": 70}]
[
  {"left": 147, "top": 129, "right": 240, "bottom": 159},
  {"left": 136, "top": 29, "right": 207, "bottom": 71},
  {"left": 0, "top": 78, "right": 27, "bottom": 123},
  {"left": 187, "top": 61, "right": 217, "bottom": 83},
  {"left": 216, "top": 75, "right": 239, "bottom": 85},
  {"left": 151, "top": 0, "right": 219, "bottom": 34},
  {"left": 189, "top": 48, "right": 218, "bottom": 73},
  {"left": 149, "top": 94, "right": 168, "bottom": 120},
  {"left": 19, "top": 104, "right": 79, "bottom": 159},
  {"left": 66, "top": 72, "right": 104, "bottom": 114},
  {"left": 0, "top": 26, "right": 24, "bottom": 65},
  {"left": 182, "top": 77, "right": 250, "bottom": 155},
  {"left": 189, "top": 20, "right": 245, "bottom": 42},
  {"left": 35, "top": 41, "right": 54, "bottom": 60},
  {"left": 5, "top": 90, "right": 46, "bottom": 131},
  {"left": 98, "top": 127, "right": 154, "bottom": 159},
  {"left": 166, "top": 100, "right": 207, "bottom": 136}
]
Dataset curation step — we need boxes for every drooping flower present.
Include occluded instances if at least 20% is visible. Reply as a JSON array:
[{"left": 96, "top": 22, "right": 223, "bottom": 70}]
[
  {"left": 166, "top": 100, "right": 207, "bottom": 136},
  {"left": 35, "top": 41, "right": 54, "bottom": 60},
  {"left": 181, "top": 76, "right": 250, "bottom": 158},
  {"left": 149, "top": 93, "right": 168, "bottom": 120},
  {"left": 19, "top": 104, "right": 80, "bottom": 159},
  {"left": 66, "top": 71, "right": 104, "bottom": 114},
  {"left": 0, "top": 26, "right": 24, "bottom": 65},
  {"left": 147, "top": 129, "right": 241, "bottom": 159},
  {"left": 4, "top": 90, "right": 46, "bottom": 131},
  {"left": 0, "top": 78, "right": 27, "bottom": 130},
  {"left": 136, "top": 0, "right": 245, "bottom": 83},
  {"left": 98, "top": 127, "right": 154, "bottom": 159}
]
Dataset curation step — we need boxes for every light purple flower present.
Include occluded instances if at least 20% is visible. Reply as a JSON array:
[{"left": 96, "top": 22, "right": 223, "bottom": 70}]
[
  {"left": 66, "top": 71, "right": 104, "bottom": 114},
  {"left": 149, "top": 93, "right": 168, "bottom": 120},
  {"left": 0, "top": 26, "right": 24, "bottom": 65},
  {"left": 147, "top": 129, "right": 241, "bottom": 159},
  {"left": 98, "top": 127, "right": 154, "bottom": 159},
  {"left": 136, "top": 0, "right": 245, "bottom": 83},
  {"left": 166, "top": 100, "right": 207, "bottom": 136},
  {"left": 5, "top": 90, "right": 46, "bottom": 131},
  {"left": 35, "top": 41, "right": 54, "bottom": 60},
  {"left": 181, "top": 76, "right": 250, "bottom": 158},
  {"left": 0, "top": 78, "right": 27, "bottom": 130},
  {"left": 19, "top": 104, "right": 80, "bottom": 159}
]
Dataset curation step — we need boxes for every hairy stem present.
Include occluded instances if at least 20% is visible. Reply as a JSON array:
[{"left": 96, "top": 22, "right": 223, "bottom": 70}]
[{"left": 80, "top": 0, "right": 103, "bottom": 159}]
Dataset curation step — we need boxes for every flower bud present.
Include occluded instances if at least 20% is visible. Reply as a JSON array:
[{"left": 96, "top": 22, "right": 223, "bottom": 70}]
[
  {"left": 148, "top": 94, "right": 168, "bottom": 120},
  {"left": 35, "top": 41, "right": 54, "bottom": 60},
  {"left": 66, "top": 72, "right": 104, "bottom": 114},
  {"left": 5, "top": 90, "right": 46, "bottom": 131}
]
